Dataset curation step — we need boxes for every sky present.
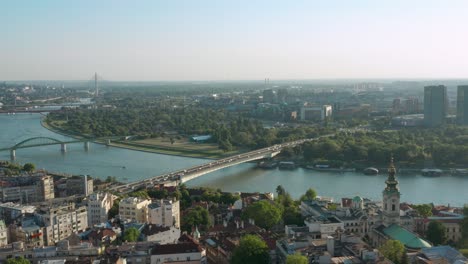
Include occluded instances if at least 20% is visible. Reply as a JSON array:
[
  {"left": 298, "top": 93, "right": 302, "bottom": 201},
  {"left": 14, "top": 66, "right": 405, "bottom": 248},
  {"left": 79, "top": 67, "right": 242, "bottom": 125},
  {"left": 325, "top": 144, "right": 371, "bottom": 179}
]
[{"left": 1, "top": 0, "right": 468, "bottom": 81}]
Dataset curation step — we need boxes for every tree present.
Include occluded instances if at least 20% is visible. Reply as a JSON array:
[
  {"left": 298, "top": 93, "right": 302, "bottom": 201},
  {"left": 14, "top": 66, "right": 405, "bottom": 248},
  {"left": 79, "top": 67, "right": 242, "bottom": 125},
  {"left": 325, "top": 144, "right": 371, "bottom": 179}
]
[
  {"left": 242, "top": 200, "right": 282, "bottom": 230},
  {"left": 413, "top": 204, "right": 432, "bottom": 218},
  {"left": 22, "top": 163, "right": 35, "bottom": 172},
  {"left": 6, "top": 257, "right": 30, "bottom": 264},
  {"left": 181, "top": 206, "right": 210, "bottom": 232},
  {"left": 379, "top": 240, "right": 405, "bottom": 264},
  {"left": 300, "top": 188, "right": 317, "bottom": 201},
  {"left": 108, "top": 199, "right": 120, "bottom": 219},
  {"left": 276, "top": 185, "right": 286, "bottom": 196},
  {"left": 286, "top": 253, "right": 308, "bottom": 264},
  {"left": 231, "top": 235, "right": 270, "bottom": 264},
  {"left": 426, "top": 221, "right": 447, "bottom": 245},
  {"left": 123, "top": 227, "right": 140, "bottom": 242}
]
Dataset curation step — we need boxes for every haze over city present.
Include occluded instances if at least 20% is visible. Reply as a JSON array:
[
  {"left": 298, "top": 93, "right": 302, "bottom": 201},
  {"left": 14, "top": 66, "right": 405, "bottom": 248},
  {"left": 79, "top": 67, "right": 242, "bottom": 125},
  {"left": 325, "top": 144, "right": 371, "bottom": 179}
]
[{"left": 2, "top": 0, "right": 468, "bottom": 81}]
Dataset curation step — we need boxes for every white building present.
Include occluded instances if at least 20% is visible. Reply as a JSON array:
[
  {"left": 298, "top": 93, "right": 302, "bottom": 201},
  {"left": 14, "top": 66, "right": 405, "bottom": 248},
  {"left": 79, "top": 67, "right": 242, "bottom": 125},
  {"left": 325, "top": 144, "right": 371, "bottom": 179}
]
[
  {"left": 150, "top": 241, "right": 206, "bottom": 264},
  {"left": 35, "top": 203, "right": 88, "bottom": 246},
  {"left": 304, "top": 216, "right": 344, "bottom": 238},
  {"left": 119, "top": 197, "right": 151, "bottom": 223},
  {"left": 87, "top": 192, "right": 114, "bottom": 226},
  {"left": 148, "top": 199, "right": 180, "bottom": 228}
]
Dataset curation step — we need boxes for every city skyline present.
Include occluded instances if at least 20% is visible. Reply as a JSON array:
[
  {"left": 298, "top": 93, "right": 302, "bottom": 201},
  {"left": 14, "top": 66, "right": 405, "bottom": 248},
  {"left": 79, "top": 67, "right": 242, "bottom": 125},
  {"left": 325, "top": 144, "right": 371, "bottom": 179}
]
[{"left": 2, "top": 0, "right": 468, "bottom": 81}]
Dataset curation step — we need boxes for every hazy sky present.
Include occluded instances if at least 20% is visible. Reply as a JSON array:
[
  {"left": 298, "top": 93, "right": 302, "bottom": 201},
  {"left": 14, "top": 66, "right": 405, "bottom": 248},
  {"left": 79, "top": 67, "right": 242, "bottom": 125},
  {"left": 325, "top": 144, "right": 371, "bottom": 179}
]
[{"left": 2, "top": 0, "right": 468, "bottom": 81}]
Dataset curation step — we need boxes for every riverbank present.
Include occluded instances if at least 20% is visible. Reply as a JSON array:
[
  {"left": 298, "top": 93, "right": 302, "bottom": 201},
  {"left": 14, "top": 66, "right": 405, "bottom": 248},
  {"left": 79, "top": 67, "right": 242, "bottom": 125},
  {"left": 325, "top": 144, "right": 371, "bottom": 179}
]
[{"left": 42, "top": 117, "right": 244, "bottom": 159}]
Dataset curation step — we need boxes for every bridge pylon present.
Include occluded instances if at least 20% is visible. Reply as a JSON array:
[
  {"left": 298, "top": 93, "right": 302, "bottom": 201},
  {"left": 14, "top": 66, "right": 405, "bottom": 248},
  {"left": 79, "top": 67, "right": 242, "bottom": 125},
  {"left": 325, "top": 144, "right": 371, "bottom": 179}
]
[
  {"left": 61, "top": 143, "right": 67, "bottom": 152},
  {"left": 10, "top": 149, "right": 16, "bottom": 161}
]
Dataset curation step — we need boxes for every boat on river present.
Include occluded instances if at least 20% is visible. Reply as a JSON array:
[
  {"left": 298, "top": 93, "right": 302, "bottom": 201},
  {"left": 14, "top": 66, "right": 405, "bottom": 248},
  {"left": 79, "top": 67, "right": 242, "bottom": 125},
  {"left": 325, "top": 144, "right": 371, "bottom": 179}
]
[
  {"left": 421, "top": 168, "right": 443, "bottom": 177},
  {"left": 363, "top": 167, "right": 379, "bottom": 175},
  {"left": 451, "top": 169, "right": 468, "bottom": 176},
  {"left": 278, "top": 161, "right": 296, "bottom": 170}
]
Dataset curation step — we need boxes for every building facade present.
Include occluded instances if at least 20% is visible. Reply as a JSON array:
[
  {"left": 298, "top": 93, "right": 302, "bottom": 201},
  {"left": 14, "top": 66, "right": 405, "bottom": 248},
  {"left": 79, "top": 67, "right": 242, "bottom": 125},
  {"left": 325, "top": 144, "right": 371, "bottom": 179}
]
[
  {"left": 424, "top": 85, "right": 447, "bottom": 127},
  {"left": 35, "top": 203, "right": 88, "bottom": 246},
  {"left": 66, "top": 175, "right": 93, "bottom": 196},
  {"left": 148, "top": 199, "right": 180, "bottom": 228},
  {"left": 119, "top": 197, "right": 151, "bottom": 223},
  {"left": 0, "top": 220, "right": 7, "bottom": 247},
  {"left": 87, "top": 192, "right": 114, "bottom": 226}
]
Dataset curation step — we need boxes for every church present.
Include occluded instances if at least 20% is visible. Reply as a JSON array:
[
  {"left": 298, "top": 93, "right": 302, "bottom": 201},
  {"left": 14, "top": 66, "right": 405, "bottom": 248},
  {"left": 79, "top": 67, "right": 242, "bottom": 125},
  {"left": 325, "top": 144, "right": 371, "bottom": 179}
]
[
  {"left": 370, "top": 157, "right": 431, "bottom": 251},
  {"left": 299, "top": 158, "right": 432, "bottom": 251}
]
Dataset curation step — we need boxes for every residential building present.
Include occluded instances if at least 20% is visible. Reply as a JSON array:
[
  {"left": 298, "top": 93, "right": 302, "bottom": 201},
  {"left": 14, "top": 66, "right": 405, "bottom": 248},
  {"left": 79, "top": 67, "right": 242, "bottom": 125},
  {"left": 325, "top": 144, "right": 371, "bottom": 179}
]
[
  {"left": 9, "top": 217, "right": 45, "bottom": 248},
  {"left": 35, "top": 203, "right": 88, "bottom": 245},
  {"left": 0, "top": 202, "right": 36, "bottom": 224},
  {"left": 148, "top": 199, "right": 180, "bottom": 228},
  {"left": 0, "top": 235, "right": 103, "bottom": 263},
  {"left": 415, "top": 215, "right": 464, "bottom": 243},
  {"left": 424, "top": 85, "right": 447, "bottom": 127},
  {"left": 457, "top": 85, "right": 468, "bottom": 125},
  {"left": 119, "top": 197, "right": 151, "bottom": 223},
  {"left": 87, "top": 192, "right": 114, "bottom": 226},
  {"left": 150, "top": 240, "right": 206, "bottom": 264},
  {"left": 0, "top": 175, "right": 54, "bottom": 203},
  {"left": 66, "top": 175, "right": 93, "bottom": 196},
  {"left": 417, "top": 246, "right": 467, "bottom": 264},
  {"left": 0, "top": 220, "right": 7, "bottom": 247}
]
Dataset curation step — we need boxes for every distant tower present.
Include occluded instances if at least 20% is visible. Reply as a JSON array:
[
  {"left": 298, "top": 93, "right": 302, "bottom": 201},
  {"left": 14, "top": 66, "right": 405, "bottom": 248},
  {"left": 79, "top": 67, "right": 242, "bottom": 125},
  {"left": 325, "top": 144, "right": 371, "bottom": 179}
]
[
  {"left": 424, "top": 85, "right": 447, "bottom": 127},
  {"left": 457, "top": 85, "right": 468, "bottom": 125},
  {"left": 94, "top": 72, "right": 99, "bottom": 97},
  {"left": 382, "top": 157, "right": 400, "bottom": 226}
]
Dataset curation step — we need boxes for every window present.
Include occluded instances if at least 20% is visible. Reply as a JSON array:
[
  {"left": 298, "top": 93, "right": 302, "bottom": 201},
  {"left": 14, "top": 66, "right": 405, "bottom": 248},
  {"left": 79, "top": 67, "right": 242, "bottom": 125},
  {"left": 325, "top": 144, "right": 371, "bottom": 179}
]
[{"left": 392, "top": 204, "right": 395, "bottom": 211}]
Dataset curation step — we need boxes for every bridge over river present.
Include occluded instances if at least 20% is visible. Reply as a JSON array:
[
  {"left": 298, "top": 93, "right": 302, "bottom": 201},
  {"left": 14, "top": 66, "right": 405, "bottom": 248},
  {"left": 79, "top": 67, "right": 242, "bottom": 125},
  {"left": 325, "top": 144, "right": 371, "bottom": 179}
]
[
  {"left": 0, "top": 136, "right": 114, "bottom": 160},
  {"left": 110, "top": 135, "right": 332, "bottom": 194}
]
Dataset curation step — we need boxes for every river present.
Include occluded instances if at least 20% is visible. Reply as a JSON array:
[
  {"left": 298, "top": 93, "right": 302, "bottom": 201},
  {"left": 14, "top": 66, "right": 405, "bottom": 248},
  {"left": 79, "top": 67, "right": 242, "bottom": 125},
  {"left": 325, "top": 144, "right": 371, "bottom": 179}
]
[{"left": 0, "top": 113, "right": 467, "bottom": 206}]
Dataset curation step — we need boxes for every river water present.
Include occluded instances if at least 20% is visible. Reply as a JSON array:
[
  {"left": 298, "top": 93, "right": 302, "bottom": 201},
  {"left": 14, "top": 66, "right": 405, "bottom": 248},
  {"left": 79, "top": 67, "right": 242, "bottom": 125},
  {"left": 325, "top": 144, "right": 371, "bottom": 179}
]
[{"left": 0, "top": 113, "right": 467, "bottom": 206}]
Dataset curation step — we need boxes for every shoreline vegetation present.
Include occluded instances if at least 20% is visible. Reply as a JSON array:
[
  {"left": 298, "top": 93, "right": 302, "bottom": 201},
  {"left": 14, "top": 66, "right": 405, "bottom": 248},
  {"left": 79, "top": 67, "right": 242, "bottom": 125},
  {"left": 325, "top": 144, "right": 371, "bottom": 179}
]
[
  {"left": 44, "top": 108, "right": 467, "bottom": 171},
  {"left": 42, "top": 117, "right": 243, "bottom": 159}
]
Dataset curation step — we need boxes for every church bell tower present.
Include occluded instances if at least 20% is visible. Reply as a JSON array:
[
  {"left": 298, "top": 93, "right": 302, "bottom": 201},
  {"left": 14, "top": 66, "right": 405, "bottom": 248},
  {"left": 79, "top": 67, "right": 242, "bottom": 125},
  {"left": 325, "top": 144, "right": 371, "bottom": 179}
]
[{"left": 382, "top": 157, "right": 400, "bottom": 226}]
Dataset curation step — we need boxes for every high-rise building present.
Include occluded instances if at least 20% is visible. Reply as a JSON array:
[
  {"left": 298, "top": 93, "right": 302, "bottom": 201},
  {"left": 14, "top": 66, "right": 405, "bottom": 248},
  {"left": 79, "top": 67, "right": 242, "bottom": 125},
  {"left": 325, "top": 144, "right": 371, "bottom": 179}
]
[
  {"left": 87, "top": 192, "right": 115, "bottom": 226},
  {"left": 457, "top": 85, "right": 468, "bottom": 125},
  {"left": 424, "top": 85, "right": 447, "bottom": 127}
]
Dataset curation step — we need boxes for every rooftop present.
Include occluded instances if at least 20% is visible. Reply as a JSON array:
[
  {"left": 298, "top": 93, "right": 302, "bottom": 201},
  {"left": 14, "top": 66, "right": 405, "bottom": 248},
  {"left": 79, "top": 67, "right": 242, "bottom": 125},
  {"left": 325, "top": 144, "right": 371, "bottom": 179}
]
[{"left": 379, "top": 224, "right": 431, "bottom": 250}]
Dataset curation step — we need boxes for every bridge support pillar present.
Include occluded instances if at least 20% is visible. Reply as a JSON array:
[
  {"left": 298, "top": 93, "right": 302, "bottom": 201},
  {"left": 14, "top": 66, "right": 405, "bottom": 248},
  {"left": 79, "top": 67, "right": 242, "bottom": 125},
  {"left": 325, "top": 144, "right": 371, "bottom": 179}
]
[
  {"left": 84, "top": 141, "right": 90, "bottom": 151},
  {"left": 10, "top": 149, "right": 16, "bottom": 161},
  {"left": 61, "top": 143, "right": 67, "bottom": 152},
  {"left": 106, "top": 139, "right": 111, "bottom": 146}
]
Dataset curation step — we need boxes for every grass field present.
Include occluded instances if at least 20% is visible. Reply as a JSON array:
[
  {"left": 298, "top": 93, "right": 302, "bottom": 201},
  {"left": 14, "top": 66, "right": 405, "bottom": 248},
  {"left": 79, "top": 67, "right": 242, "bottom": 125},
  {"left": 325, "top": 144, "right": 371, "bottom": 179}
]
[{"left": 113, "top": 137, "right": 245, "bottom": 159}]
